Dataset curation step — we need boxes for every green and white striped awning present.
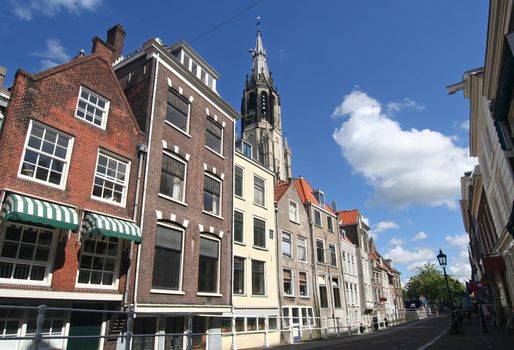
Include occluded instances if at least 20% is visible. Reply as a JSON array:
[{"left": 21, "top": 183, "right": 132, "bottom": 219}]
[
  {"left": 0, "top": 194, "right": 79, "bottom": 231},
  {"left": 82, "top": 213, "right": 141, "bottom": 243}
]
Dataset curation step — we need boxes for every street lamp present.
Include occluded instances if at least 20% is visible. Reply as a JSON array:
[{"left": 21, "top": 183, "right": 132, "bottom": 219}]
[{"left": 437, "top": 249, "right": 453, "bottom": 309}]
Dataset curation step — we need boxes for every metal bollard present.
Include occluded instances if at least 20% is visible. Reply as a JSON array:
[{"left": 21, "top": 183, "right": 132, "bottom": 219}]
[
  {"left": 230, "top": 316, "right": 237, "bottom": 350},
  {"left": 32, "top": 304, "right": 47, "bottom": 350},
  {"left": 263, "top": 316, "right": 269, "bottom": 348}
]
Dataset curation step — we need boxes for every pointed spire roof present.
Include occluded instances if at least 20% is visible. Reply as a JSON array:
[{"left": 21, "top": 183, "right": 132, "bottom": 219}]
[{"left": 251, "top": 18, "right": 271, "bottom": 84}]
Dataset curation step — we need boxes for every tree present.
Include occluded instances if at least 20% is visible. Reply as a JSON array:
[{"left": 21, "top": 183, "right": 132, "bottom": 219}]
[{"left": 404, "top": 263, "right": 466, "bottom": 306}]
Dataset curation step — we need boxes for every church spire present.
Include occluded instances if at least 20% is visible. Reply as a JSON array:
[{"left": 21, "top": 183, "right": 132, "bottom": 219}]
[{"left": 250, "top": 17, "right": 271, "bottom": 85}]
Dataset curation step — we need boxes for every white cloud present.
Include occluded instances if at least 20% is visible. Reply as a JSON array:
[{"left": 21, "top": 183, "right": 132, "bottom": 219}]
[
  {"left": 459, "top": 120, "right": 470, "bottom": 131},
  {"left": 332, "top": 90, "right": 477, "bottom": 209},
  {"left": 449, "top": 249, "right": 471, "bottom": 282},
  {"left": 383, "top": 245, "right": 435, "bottom": 265},
  {"left": 412, "top": 231, "right": 428, "bottom": 241},
  {"left": 388, "top": 237, "right": 404, "bottom": 246},
  {"left": 445, "top": 234, "right": 469, "bottom": 248},
  {"left": 386, "top": 98, "right": 425, "bottom": 113},
  {"left": 11, "top": 0, "right": 102, "bottom": 20},
  {"left": 32, "top": 39, "right": 70, "bottom": 69},
  {"left": 373, "top": 221, "right": 399, "bottom": 233}
]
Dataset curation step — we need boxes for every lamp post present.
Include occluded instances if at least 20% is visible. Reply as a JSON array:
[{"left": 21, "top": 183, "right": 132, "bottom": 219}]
[{"left": 437, "top": 249, "right": 453, "bottom": 309}]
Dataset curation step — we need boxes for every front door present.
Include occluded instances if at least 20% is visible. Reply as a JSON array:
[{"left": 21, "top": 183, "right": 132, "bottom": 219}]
[{"left": 66, "top": 305, "right": 103, "bottom": 350}]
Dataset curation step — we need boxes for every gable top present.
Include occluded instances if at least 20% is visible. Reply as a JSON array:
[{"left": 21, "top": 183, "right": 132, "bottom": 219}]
[
  {"left": 338, "top": 209, "right": 360, "bottom": 225},
  {"left": 274, "top": 180, "right": 291, "bottom": 202},
  {"left": 293, "top": 177, "right": 335, "bottom": 214}
]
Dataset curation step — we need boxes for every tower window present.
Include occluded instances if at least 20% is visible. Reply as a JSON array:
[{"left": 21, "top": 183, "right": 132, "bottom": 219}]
[{"left": 260, "top": 92, "right": 268, "bottom": 117}]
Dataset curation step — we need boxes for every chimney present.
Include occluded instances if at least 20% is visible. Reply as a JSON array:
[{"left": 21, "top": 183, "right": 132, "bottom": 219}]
[
  {"left": 0, "top": 67, "right": 6, "bottom": 89},
  {"left": 106, "top": 24, "right": 126, "bottom": 63},
  {"left": 91, "top": 37, "right": 115, "bottom": 63}
]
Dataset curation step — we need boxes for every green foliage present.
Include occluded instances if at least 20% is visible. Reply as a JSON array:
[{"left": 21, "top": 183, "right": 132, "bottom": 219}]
[{"left": 404, "top": 263, "right": 466, "bottom": 305}]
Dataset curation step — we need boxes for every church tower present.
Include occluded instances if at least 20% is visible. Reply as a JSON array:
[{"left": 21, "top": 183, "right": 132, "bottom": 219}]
[{"left": 241, "top": 20, "right": 292, "bottom": 182}]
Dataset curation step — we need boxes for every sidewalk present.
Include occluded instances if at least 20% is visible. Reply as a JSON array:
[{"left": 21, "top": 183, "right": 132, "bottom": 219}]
[{"left": 427, "top": 315, "right": 514, "bottom": 349}]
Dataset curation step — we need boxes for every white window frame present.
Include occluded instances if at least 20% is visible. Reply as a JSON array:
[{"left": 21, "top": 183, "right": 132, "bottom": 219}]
[
  {"left": 283, "top": 268, "right": 294, "bottom": 297},
  {"left": 75, "top": 233, "right": 121, "bottom": 290},
  {"left": 203, "top": 172, "right": 223, "bottom": 218},
  {"left": 205, "top": 117, "right": 224, "bottom": 156},
  {"left": 151, "top": 223, "right": 185, "bottom": 294},
  {"left": 329, "top": 243, "right": 337, "bottom": 267},
  {"left": 316, "top": 239, "right": 325, "bottom": 264},
  {"left": 297, "top": 236, "right": 307, "bottom": 262},
  {"left": 165, "top": 88, "right": 191, "bottom": 136},
  {"left": 74, "top": 86, "right": 110, "bottom": 129},
  {"left": 253, "top": 216, "right": 266, "bottom": 249},
  {"left": 233, "top": 256, "right": 245, "bottom": 295},
  {"left": 313, "top": 209, "right": 322, "bottom": 227},
  {"left": 233, "top": 210, "right": 244, "bottom": 244},
  {"left": 0, "top": 222, "right": 58, "bottom": 287},
  {"left": 91, "top": 150, "right": 130, "bottom": 207},
  {"left": 18, "top": 120, "right": 74, "bottom": 190},
  {"left": 253, "top": 175, "right": 266, "bottom": 207},
  {"left": 298, "top": 270, "right": 309, "bottom": 297},
  {"left": 289, "top": 200, "right": 299, "bottom": 223},
  {"left": 197, "top": 234, "right": 221, "bottom": 295},
  {"left": 281, "top": 231, "right": 292, "bottom": 258},
  {"left": 159, "top": 151, "right": 187, "bottom": 205},
  {"left": 251, "top": 259, "right": 266, "bottom": 296},
  {"left": 234, "top": 165, "right": 244, "bottom": 198},
  {"left": 327, "top": 215, "right": 334, "bottom": 232}
]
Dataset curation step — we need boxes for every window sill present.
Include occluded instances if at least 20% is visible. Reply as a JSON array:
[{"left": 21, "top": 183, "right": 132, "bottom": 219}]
[
  {"left": 197, "top": 292, "right": 223, "bottom": 297},
  {"left": 250, "top": 294, "right": 268, "bottom": 298},
  {"left": 235, "top": 195, "right": 244, "bottom": 200},
  {"left": 289, "top": 220, "right": 300, "bottom": 225},
  {"left": 284, "top": 294, "right": 295, "bottom": 298},
  {"left": 234, "top": 293, "right": 247, "bottom": 297},
  {"left": 0, "top": 279, "right": 51, "bottom": 287},
  {"left": 252, "top": 245, "right": 268, "bottom": 251},
  {"left": 299, "top": 295, "right": 311, "bottom": 299},
  {"left": 253, "top": 202, "right": 268, "bottom": 210},
  {"left": 158, "top": 193, "right": 188, "bottom": 207},
  {"left": 165, "top": 120, "right": 191, "bottom": 138},
  {"left": 234, "top": 241, "right": 246, "bottom": 246},
  {"left": 76, "top": 283, "right": 118, "bottom": 291},
  {"left": 314, "top": 224, "right": 323, "bottom": 228},
  {"left": 282, "top": 255, "right": 292, "bottom": 259},
  {"left": 202, "top": 210, "right": 224, "bottom": 220},
  {"left": 151, "top": 288, "right": 185, "bottom": 295},
  {"left": 91, "top": 195, "right": 126, "bottom": 208},
  {"left": 204, "top": 145, "right": 225, "bottom": 159}
]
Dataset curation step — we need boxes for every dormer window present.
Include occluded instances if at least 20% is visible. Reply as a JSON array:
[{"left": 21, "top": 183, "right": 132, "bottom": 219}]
[
  {"left": 175, "top": 49, "right": 217, "bottom": 91},
  {"left": 313, "top": 190, "right": 325, "bottom": 207}
]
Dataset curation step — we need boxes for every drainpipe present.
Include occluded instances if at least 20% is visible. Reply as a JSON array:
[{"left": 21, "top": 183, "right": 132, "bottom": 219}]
[
  {"left": 231, "top": 122, "right": 237, "bottom": 350},
  {"left": 274, "top": 202, "right": 283, "bottom": 342},
  {"left": 123, "top": 143, "right": 147, "bottom": 307},
  {"left": 306, "top": 202, "right": 321, "bottom": 327}
]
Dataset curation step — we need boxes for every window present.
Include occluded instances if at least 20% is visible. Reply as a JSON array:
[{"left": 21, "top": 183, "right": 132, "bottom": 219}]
[
  {"left": 243, "top": 141, "right": 253, "bottom": 158},
  {"left": 298, "top": 271, "right": 308, "bottom": 296},
  {"left": 282, "top": 232, "right": 291, "bottom": 257},
  {"left": 314, "top": 210, "right": 321, "bottom": 226},
  {"left": 289, "top": 200, "right": 299, "bottom": 222},
  {"left": 254, "top": 176, "right": 265, "bottom": 206},
  {"left": 75, "top": 87, "right": 109, "bottom": 128},
  {"left": 252, "top": 260, "right": 265, "bottom": 295},
  {"left": 233, "top": 257, "right": 245, "bottom": 294},
  {"left": 166, "top": 89, "right": 190, "bottom": 133},
  {"left": 234, "top": 166, "right": 243, "bottom": 197},
  {"left": 198, "top": 236, "right": 220, "bottom": 293},
  {"left": 205, "top": 118, "right": 223, "bottom": 154},
  {"left": 20, "top": 122, "right": 73, "bottom": 187},
  {"left": 318, "top": 275, "right": 328, "bottom": 308},
  {"left": 92, "top": 151, "right": 129, "bottom": 205},
  {"left": 234, "top": 211, "right": 244, "bottom": 243},
  {"left": 297, "top": 236, "right": 307, "bottom": 262},
  {"left": 204, "top": 174, "right": 221, "bottom": 216},
  {"left": 26, "top": 310, "right": 65, "bottom": 350},
  {"left": 0, "top": 309, "right": 21, "bottom": 348},
  {"left": 77, "top": 234, "right": 119, "bottom": 286},
  {"left": 253, "top": 218, "right": 266, "bottom": 248},
  {"left": 160, "top": 153, "right": 186, "bottom": 202},
  {"left": 235, "top": 318, "right": 244, "bottom": 332},
  {"left": 327, "top": 216, "right": 334, "bottom": 232},
  {"left": 316, "top": 239, "right": 325, "bottom": 263},
  {"left": 0, "top": 223, "right": 55, "bottom": 283},
  {"left": 152, "top": 225, "right": 183, "bottom": 290},
  {"left": 332, "top": 278, "right": 342, "bottom": 308},
  {"left": 283, "top": 269, "right": 293, "bottom": 296},
  {"left": 329, "top": 244, "right": 337, "bottom": 267}
]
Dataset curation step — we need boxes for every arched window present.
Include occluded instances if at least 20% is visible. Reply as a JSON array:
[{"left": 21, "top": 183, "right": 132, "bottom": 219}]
[{"left": 260, "top": 91, "right": 268, "bottom": 117}]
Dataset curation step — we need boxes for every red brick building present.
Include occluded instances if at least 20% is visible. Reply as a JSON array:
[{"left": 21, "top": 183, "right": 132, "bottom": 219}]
[
  {"left": 115, "top": 37, "right": 238, "bottom": 348},
  {"left": 0, "top": 26, "right": 143, "bottom": 350}
]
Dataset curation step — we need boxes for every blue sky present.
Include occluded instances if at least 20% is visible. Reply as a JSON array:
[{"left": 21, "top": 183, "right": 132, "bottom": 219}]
[{"left": 1, "top": 0, "right": 489, "bottom": 285}]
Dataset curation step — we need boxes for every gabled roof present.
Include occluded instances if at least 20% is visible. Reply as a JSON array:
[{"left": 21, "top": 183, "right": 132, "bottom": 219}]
[
  {"left": 338, "top": 209, "right": 360, "bottom": 225},
  {"left": 293, "top": 177, "right": 335, "bottom": 214},
  {"left": 274, "top": 180, "right": 291, "bottom": 202}
]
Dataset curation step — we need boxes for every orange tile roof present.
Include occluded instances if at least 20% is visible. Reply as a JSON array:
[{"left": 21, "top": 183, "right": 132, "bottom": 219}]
[
  {"left": 293, "top": 177, "right": 335, "bottom": 214},
  {"left": 274, "top": 180, "right": 291, "bottom": 202},
  {"left": 337, "top": 209, "right": 360, "bottom": 225}
]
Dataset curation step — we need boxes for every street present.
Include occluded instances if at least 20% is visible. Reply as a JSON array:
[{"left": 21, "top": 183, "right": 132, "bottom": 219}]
[{"left": 266, "top": 315, "right": 514, "bottom": 350}]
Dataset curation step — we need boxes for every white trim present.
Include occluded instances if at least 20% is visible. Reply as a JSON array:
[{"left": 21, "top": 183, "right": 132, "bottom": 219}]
[
  {"left": 134, "top": 305, "right": 231, "bottom": 314},
  {"left": 150, "top": 289, "right": 185, "bottom": 295},
  {"left": 234, "top": 165, "right": 245, "bottom": 198},
  {"left": 282, "top": 267, "right": 294, "bottom": 297},
  {"left": 0, "top": 289, "right": 123, "bottom": 301},
  {"left": 203, "top": 172, "right": 223, "bottom": 217},
  {"left": 288, "top": 199, "right": 299, "bottom": 223},
  {"left": 297, "top": 235, "right": 308, "bottom": 262},
  {"left": 74, "top": 86, "right": 110, "bottom": 130},
  {"left": 90, "top": 149, "right": 130, "bottom": 207},
  {"left": 160, "top": 150, "right": 188, "bottom": 204},
  {"left": 153, "top": 222, "right": 185, "bottom": 292},
  {"left": 198, "top": 234, "right": 221, "bottom": 294},
  {"left": 253, "top": 174, "right": 266, "bottom": 207}
]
